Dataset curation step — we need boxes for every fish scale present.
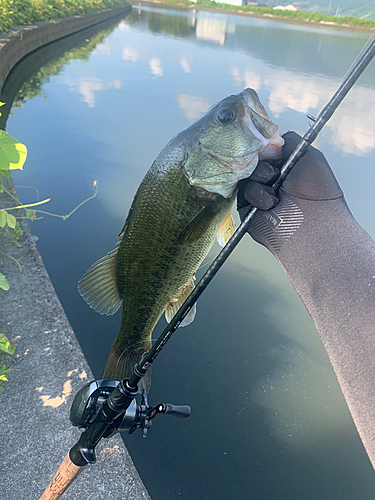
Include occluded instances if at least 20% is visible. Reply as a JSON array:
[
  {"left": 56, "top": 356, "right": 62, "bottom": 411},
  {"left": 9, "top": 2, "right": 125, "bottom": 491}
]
[{"left": 78, "top": 88, "right": 283, "bottom": 394}]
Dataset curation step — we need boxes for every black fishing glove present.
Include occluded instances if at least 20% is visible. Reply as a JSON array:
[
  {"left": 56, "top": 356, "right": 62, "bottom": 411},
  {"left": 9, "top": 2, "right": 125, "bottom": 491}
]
[
  {"left": 237, "top": 131, "right": 343, "bottom": 256},
  {"left": 237, "top": 131, "right": 375, "bottom": 468},
  {"left": 237, "top": 159, "right": 279, "bottom": 214}
]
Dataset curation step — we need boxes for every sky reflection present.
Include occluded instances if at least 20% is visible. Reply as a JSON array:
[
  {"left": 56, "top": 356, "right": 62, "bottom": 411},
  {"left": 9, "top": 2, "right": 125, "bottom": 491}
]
[
  {"left": 45, "top": 5, "right": 375, "bottom": 158},
  {"left": 6, "top": 6, "right": 375, "bottom": 499}
]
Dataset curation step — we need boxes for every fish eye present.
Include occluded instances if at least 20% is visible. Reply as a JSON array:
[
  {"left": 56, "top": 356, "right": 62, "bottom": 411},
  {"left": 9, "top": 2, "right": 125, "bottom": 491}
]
[{"left": 218, "top": 108, "right": 235, "bottom": 124}]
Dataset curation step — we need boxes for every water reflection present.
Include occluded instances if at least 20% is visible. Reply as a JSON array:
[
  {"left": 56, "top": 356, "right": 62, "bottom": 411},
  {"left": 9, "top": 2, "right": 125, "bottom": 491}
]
[
  {"left": 122, "top": 46, "right": 142, "bottom": 62},
  {"left": 196, "top": 16, "right": 229, "bottom": 46},
  {"left": 120, "top": 5, "right": 375, "bottom": 156},
  {"left": 260, "top": 72, "right": 375, "bottom": 155},
  {"left": 179, "top": 55, "right": 193, "bottom": 73},
  {"left": 8, "top": 4, "right": 375, "bottom": 157},
  {"left": 148, "top": 57, "right": 163, "bottom": 77},
  {"left": 175, "top": 94, "right": 210, "bottom": 121},
  {"left": 91, "top": 43, "right": 111, "bottom": 56},
  {"left": 63, "top": 76, "right": 122, "bottom": 107},
  {"left": 6, "top": 5, "right": 375, "bottom": 499},
  {"left": 230, "top": 66, "right": 261, "bottom": 91},
  {"left": 0, "top": 20, "right": 124, "bottom": 128}
]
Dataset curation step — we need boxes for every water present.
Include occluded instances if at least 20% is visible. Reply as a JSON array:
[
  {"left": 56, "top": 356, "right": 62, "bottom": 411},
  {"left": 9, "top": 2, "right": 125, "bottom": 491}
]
[{"left": 4, "top": 5, "right": 375, "bottom": 499}]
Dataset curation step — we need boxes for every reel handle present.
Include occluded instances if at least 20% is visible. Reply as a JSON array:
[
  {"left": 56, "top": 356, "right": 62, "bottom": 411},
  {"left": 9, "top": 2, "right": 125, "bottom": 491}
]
[{"left": 161, "top": 403, "right": 191, "bottom": 418}]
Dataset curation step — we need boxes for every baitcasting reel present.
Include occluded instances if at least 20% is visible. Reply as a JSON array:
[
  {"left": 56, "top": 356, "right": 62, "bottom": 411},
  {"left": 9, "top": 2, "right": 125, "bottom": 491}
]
[{"left": 70, "top": 379, "right": 191, "bottom": 438}]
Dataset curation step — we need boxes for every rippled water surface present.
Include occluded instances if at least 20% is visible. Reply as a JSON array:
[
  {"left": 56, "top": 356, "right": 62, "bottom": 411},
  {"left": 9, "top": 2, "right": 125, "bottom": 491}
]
[{"left": 5, "top": 5, "right": 375, "bottom": 499}]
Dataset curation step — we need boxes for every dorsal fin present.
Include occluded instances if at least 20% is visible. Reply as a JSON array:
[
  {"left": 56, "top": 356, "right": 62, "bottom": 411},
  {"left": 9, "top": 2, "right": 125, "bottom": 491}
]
[
  {"left": 78, "top": 244, "right": 123, "bottom": 316},
  {"left": 216, "top": 212, "right": 236, "bottom": 247},
  {"left": 165, "top": 279, "right": 196, "bottom": 327}
]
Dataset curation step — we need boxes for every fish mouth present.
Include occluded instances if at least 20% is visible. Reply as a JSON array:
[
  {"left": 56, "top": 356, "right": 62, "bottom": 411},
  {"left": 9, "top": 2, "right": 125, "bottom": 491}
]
[{"left": 242, "top": 90, "right": 284, "bottom": 163}]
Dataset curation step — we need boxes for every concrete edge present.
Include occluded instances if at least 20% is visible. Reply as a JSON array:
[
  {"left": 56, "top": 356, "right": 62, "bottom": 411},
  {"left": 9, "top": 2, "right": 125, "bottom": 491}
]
[
  {"left": 0, "top": 4, "right": 131, "bottom": 90},
  {"left": 0, "top": 183, "right": 150, "bottom": 498},
  {"left": 0, "top": 7, "right": 151, "bottom": 499}
]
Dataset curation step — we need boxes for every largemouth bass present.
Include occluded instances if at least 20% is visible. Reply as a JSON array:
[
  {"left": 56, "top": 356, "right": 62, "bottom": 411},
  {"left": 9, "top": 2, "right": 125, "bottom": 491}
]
[{"left": 78, "top": 88, "right": 283, "bottom": 394}]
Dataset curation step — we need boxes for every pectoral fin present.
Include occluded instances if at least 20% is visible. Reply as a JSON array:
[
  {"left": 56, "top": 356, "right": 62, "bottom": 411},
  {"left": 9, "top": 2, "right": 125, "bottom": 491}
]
[
  {"left": 179, "top": 203, "right": 219, "bottom": 243},
  {"left": 165, "top": 279, "right": 196, "bottom": 327},
  {"left": 78, "top": 243, "right": 123, "bottom": 316},
  {"left": 216, "top": 212, "right": 236, "bottom": 247}
]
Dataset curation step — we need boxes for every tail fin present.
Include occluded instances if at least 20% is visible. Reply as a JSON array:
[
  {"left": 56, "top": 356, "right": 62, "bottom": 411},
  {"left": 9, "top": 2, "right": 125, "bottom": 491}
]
[{"left": 101, "top": 339, "right": 151, "bottom": 395}]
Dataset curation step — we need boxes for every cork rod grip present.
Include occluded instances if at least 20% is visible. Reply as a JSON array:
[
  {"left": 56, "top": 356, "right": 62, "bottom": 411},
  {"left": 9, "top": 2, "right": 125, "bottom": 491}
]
[{"left": 39, "top": 452, "right": 86, "bottom": 500}]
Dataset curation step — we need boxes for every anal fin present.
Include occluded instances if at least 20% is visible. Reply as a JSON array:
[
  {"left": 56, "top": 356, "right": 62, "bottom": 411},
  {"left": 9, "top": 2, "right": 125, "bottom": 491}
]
[{"left": 165, "top": 279, "right": 196, "bottom": 327}]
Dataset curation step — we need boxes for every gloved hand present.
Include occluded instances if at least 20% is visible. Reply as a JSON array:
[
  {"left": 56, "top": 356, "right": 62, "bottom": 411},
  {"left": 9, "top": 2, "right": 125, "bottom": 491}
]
[
  {"left": 237, "top": 131, "right": 343, "bottom": 255},
  {"left": 238, "top": 132, "right": 375, "bottom": 470}
]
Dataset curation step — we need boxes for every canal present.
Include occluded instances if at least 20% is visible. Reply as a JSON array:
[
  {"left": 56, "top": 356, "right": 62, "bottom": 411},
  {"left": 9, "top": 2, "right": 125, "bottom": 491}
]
[{"left": 4, "top": 4, "right": 375, "bottom": 499}]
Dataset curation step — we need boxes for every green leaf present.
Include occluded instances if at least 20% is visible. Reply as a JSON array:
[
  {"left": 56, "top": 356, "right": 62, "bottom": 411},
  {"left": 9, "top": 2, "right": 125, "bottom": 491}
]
[
  {"left": 0, "top": 210, "right": 6, "bottom": 228},
  {"left": 6, "top": 212, "right": 16, "bottom": 229},
  {"left": 26, "top": 210, "right": 36, "bottom": 221},
  {"left": 0, "top": 130, "right": 27, "bottom": 171},
  {"left": 0, "top": 365, "right": 11, "bottom": 375},
  {"left": 0, "top": 273, "right": 9, "bottom": 291},
  {"left": 0, "top": 334, "right": 15, "bottom": 354}
]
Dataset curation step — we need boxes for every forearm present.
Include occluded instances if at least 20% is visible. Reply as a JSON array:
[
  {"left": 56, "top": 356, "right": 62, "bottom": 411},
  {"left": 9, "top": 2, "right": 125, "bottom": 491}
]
[{"left": 251, "top": 190, "right": 375, "bottom": 467}]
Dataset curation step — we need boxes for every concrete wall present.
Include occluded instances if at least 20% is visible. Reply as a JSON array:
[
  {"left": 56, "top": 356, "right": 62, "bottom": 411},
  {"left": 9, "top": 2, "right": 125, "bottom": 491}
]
[{"left": 0, "top": 6, "right": 131, "bottom": 90}]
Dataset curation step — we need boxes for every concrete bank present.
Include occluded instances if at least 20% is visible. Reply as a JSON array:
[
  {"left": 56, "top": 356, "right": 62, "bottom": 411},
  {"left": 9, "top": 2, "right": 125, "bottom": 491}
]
[
  {"left": 0, "top": 4, "right": 131, "bottom": 90},
  {"left": 0, "top": 8, "right": 151, "bottom": 500},
  {"left": 0, "top": 194, "right": 151, "bottom": 499}
]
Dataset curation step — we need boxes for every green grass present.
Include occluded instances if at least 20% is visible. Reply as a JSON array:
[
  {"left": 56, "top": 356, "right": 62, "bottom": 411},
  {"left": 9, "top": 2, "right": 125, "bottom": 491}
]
[
  {"left": 0, "top": 0, "right": 129, "bottom": 32},
  {"left": 1, "top": 0, "right": 374, "bottom": 34},
  {"left": 140, "top": 0, "right": 375, "bottom": 30}
]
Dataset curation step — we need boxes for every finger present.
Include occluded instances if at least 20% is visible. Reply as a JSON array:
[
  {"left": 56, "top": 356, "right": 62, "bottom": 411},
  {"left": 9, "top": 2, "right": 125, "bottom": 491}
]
[
  {"left": 239, "top": 182, "right": 278, "bottom": 211},
  {"left": 281, "top": 131, "right": 303, "bottom": 159},
  {"left": 249, "top": 161, "right": 279, "bottom": 186}
]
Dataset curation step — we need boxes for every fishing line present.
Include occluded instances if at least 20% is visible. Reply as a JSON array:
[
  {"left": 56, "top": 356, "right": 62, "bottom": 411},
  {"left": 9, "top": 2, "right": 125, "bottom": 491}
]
[
  {"left": 198, "top": 255, "right": 218, "bottom": 270},
  {"left": 339, "top": 30, "right": 375, "bottom": 86}
]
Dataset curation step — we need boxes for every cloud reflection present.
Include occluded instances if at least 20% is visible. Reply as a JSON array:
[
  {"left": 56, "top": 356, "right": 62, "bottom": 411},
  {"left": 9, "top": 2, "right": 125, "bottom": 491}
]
[
  {"left": 179, "top": 56, "right": 194, "bottom": 74},
  {"left": 175, "top": 94, "right": 210, "bottom": 122},
  {"left": 63, "top": 77, "right": 122, "bottom": 108},
  {"left": 230, "top": 66, "right": 261, "bottom": 91},
  {"left": 230, "top": 65, "right": 375, "bottom": 156},
  {"left": 122, "top": 46, "right": 142, "bottom": 63},
  {"left": 122, "top": 46, "right": 164, "bottom": 79},
  {"left": 92, "top": 43, "right": 111, "bottom": 56},
  {"left": 149, "top": 58, "right": 163, "bottom": 78}
]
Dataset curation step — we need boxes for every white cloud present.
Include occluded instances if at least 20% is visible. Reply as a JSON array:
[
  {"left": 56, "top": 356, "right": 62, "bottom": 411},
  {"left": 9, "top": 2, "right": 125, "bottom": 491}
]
[
  {"left": 62, "top": 77, "right": 122, "bottom": 108},
  {"left": 179, "top": 56, "right": 194, "bottom": 74},
  {"left": 265, "top": 75, "right": 321, "bottom": 117},
  {"left": 118, "top": 20, "right": 130, "bottom": 30},
  {"left": 92, "top": 43, "right": 111, "bottom": 56},
  {"left": 122, "top": 46, "right": 141, "bottom": 63},
  {"left": 175, "top": 94, "right": 210, "bottom": 122},
  {"left": 265, "top": 73, "right": 375, "bottom": 156},
  {"left": 230, "top": 66, "right": 261, "bottom": 91},
  {"left": 227, "top": 65, "right": 375, "bottom": 157},
  {"left": 149, "top": 58, "right": 163, "bottom": 78}
]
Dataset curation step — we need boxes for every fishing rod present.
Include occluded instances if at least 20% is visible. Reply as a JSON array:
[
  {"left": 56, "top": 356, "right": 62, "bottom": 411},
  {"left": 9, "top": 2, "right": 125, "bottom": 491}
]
[{"left": 40, "top": 38, "right": 375, "bottom": 500}]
